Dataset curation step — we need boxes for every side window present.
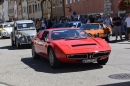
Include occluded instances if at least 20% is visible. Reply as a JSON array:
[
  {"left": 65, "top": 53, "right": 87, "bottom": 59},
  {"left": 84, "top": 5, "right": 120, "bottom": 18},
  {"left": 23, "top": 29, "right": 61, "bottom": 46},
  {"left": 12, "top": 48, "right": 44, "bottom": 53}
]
[
  {"left": 41, "top": 31, "right": 49, "bottom": 41},
  {"left": 0, "top": 25, "right": 2, "bottom": 28}
]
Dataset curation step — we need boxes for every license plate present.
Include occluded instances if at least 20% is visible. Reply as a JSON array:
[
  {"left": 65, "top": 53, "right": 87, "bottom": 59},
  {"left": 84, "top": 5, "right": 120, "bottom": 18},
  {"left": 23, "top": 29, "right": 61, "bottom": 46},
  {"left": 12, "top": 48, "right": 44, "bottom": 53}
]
[{"left": 82, "top": 59, "right": 97, "bottom": 63}]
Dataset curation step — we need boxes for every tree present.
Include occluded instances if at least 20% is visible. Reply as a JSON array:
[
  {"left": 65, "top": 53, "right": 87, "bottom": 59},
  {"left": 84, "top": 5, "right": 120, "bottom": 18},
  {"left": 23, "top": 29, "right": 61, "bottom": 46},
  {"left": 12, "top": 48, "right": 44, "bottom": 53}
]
[{"left": 118, "top": 0, "right": 130, "bottom": 12}]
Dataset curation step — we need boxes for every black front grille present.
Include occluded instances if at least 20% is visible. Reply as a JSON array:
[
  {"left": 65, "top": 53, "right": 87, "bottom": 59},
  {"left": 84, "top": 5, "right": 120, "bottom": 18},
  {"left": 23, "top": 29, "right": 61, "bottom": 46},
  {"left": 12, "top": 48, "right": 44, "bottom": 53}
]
[
  {"left": 26, "top": 36, "right": 32, "bottom": 42},
  {"left": 93, "top": 51, "right": 110, "bottom": 57},
  {"left": 67, "top": 54, "right": 88, "bottom": 59}
]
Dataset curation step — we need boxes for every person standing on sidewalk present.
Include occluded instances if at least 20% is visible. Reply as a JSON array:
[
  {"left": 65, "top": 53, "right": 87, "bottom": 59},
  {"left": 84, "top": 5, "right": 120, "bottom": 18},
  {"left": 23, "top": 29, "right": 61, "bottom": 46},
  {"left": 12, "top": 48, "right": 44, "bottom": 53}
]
[
  {"left": 112, "top": 13, "right": 122, "bottom": 41},
  {"left": 125, "top": 13, "right": 130, "bottom": 41}
]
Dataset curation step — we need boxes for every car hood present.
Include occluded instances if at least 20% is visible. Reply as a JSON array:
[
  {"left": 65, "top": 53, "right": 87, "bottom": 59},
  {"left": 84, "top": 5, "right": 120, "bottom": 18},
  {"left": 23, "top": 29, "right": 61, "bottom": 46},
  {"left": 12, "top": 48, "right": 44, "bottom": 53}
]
[
  {"left": 53, "top": 38, "right": 111, "bottom": 54},
  {"left": 84, "top": 30, "right": 104, "bottom": 34},
  {"left": 3, "top": 27, "right": 13, "bottom": 33},
  {"left": 18, "top": 30, "right": 37, "bottom": 36}
]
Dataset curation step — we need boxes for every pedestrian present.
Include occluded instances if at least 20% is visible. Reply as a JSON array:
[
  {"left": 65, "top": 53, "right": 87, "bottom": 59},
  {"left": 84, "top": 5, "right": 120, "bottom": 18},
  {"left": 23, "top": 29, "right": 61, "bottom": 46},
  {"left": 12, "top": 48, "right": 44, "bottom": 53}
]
[
  {"left": 125, "top": 13, "right": 130, "bottom": 41},
  {"left": 104, "top": 15, "right": 112, "bottom": 28},
  {"left": 112, "top": 13, "right": 122, "bottom": 41},
  {"left": 41, "top": 20, "right": 46, "bottom": 30}
]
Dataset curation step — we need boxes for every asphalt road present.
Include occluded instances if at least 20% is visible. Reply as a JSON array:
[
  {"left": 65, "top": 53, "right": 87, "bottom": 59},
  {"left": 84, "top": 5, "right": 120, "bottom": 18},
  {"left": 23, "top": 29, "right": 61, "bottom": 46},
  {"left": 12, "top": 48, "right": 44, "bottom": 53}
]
[{"left": 0, "top": 37, "right": 130, "bottom": 86}]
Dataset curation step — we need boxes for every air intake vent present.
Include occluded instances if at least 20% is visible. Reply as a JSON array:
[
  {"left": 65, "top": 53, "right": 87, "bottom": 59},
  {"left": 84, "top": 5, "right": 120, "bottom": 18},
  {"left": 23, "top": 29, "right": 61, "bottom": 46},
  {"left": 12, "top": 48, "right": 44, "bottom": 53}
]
[{"left": 72, "top": 43, "right": 96, "bottom": 47}]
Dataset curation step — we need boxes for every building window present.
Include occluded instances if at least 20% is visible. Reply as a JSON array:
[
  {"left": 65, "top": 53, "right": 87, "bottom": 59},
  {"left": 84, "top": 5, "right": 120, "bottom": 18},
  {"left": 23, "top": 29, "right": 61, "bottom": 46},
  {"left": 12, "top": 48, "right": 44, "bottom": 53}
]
[
  {"left": 39, "top": 3, "right": 41, "bottom": 11},
  {"left": 59, "top": 0, "right": 62, "bottom": 6},
  {"left": 74, "top": 0, "right": 79, "bottom": 2},
  {"left": 35, "top": 4, "right": 37, "bottom": 12},
  {"left": 29, "top": 5, "right": 31, "bottom": 13},
  {"left": 52, "top": 0, "right": 55, "bottom": 8},
  {"left": 66, "top": 0, "right": 72, "bottom": 4},
  {"left": 33, "top": 4, "right": 34, "bottom": 13}
]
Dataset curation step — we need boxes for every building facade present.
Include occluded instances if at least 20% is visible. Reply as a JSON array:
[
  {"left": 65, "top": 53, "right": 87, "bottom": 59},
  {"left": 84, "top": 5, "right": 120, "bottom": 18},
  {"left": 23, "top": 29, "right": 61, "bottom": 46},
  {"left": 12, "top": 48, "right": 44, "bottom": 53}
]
[
  {"left": 34, "top": 0, "right": 42, "bottom": 19},
  {"left": 17, "top": 0, "right": 22, "bottom": 20},
  {"left": 8, "top": 0, "right": 15, "bottom": 21},
  {"left": 42, "top": 0, "right": 51, "bottom": 19},
  {"left": 28, "top": 0, "right": 34, "bottom": 19},
  {"left": 52, "top": 0, "right": 65, "bottom": 22},
  {"left": 0, "top": 0, "right": 9, "bottom": 21},
  {"left": 14, "top": 1, "right": 17, "bottom": 20},
  {"left": 21, "top": 0, "right": 28, "bottom": 19},
  {"left": 64, "top": 0, "right": 104, "bottom": 19}
]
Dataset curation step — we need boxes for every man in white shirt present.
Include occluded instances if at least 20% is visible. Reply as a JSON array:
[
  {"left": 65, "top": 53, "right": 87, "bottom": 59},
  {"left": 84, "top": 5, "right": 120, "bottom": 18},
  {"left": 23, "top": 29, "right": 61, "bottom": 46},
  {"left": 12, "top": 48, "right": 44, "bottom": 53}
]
[{"left": 125, "top": 13, "right": 130, "bottom": 40}]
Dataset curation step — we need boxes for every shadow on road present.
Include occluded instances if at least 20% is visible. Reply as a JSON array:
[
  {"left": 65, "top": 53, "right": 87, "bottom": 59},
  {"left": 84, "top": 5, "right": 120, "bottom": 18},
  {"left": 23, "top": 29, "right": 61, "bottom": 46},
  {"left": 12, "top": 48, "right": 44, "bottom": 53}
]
[
  {"left": 109, "top": 40, "right": 125, "bottom": 43},
  {"left": 0, "top": 45, "right": 31, "bottom": 50},
  {"left": 21, "top": 57, "right": 103, "bottom": 74},
  {"left": 99, "top": 81, "right": 130, "bottom": 86}
]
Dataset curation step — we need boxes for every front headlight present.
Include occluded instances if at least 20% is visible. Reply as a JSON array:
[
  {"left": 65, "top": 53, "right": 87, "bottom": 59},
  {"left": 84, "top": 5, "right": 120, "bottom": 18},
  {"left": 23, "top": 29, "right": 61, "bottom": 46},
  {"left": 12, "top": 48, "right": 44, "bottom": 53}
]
[
  {"left": 94, "top": 33, "right": 99, "bottom": 37},
  {"left": 2, "top": 29, "right": 6, "bottom": 32},
  {"left": 20, "top": 33, "right": 24, "bottom": 37}
]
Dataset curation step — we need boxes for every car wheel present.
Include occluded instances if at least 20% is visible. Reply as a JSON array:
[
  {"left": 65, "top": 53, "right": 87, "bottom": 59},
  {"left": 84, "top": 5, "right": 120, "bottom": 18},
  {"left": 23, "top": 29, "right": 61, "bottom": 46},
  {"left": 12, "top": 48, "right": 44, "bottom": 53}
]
[
  {"left": 49, "top": 48, "right": 61, "bottom": 69},
  {"left": 11, "top": 39, "right": 15, "bottom": 46},
  {"left": 16, "top": 39, "right": 21, "bottom": 49},
  {"left": 97, "top": 57, "right": 109, "bottom": 65},
  {"left": 32, "top": 45, "right": 40, "bottom": 59}
]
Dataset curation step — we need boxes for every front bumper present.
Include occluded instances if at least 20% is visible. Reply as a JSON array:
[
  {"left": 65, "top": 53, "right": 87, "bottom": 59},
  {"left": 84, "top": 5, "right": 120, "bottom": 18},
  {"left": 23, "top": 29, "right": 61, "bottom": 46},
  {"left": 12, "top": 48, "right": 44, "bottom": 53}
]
[
  {"left": 2, "top": 32, "right": 10, "bottom": 37},
  {"left": 57, "top": 51, "right": 111, "bottom": 63},
  {"left": 17, "top": 36, "right": 34, "bottom": 45}
]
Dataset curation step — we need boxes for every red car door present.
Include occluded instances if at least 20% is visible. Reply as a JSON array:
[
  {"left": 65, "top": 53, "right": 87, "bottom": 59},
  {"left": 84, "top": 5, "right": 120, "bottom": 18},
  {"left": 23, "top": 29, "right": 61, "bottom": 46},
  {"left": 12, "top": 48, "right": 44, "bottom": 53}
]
[
  {"left": 39, "top": 31, "right": 50, "bottom": 58},
  {"left": 34, "top": 31, "right": 44, "bottom": 54}
]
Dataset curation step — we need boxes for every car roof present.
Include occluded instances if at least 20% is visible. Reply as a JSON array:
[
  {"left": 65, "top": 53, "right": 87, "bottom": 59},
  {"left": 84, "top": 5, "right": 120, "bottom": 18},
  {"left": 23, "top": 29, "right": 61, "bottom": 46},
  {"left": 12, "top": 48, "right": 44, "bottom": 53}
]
[
  {"left": 15, "top": 20, "right": 33, "bottom": 23},
  {"left": 3, "top": 22, "right": 14, "bottom": 24},
  {"left": 46, "top": 28, "right": 79, "bottom": 31},
  {"left": 66, "top": 21, "right": 81, "bottom": 23}
]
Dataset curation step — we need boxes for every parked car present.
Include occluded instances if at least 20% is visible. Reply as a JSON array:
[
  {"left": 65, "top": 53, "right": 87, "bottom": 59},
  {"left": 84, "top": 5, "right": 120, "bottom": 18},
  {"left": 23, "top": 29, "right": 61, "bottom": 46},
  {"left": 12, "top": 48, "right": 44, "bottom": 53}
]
[
  {"left": 10, "top": 20, "right": 37, "bottom": 49},
  {"left": 31, "top": 28, "right": 111, "bottom": 69},
  {"left": 80, "top": 23, "right": 112, "bottom": 42},
  {"left": 61, "top": 21, "right": 83, "bottom": 28},
  {"left": 0, "top": 22, "right": 14, "bottom": 38}
]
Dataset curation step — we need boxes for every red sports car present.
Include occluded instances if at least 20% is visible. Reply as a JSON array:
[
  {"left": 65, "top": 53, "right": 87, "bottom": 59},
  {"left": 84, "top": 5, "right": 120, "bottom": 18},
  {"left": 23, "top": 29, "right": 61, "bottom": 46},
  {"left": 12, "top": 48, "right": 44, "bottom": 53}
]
[{"left": 31, "top": 28, "right": 111, "bottom": 69}]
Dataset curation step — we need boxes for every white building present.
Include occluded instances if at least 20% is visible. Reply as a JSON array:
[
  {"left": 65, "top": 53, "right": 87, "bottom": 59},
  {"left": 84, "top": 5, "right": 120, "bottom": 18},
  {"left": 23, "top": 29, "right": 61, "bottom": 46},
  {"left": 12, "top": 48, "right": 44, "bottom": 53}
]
[
  {"left": 0, "top": 0, "right": 9, "bottom": 21},
  {"left": 22, "top": 0, "right": 28, "bottom": 19}
]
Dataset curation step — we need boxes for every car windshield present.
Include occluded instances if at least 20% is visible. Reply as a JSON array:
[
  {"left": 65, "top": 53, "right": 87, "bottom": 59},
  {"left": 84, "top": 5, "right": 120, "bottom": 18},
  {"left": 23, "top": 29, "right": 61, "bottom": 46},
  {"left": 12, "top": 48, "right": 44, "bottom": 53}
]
[
  {"left": 51, "top": 29, "right": 90, "bottom": 40},
  {"left": 4, "top": 24, "right": 13, "bottom": 28},
  {"left": 17, "top": 23, "right": 35, "bottom": 30},
  {"left": 80, "top": 24, "right": 100, "bottom": 30}
]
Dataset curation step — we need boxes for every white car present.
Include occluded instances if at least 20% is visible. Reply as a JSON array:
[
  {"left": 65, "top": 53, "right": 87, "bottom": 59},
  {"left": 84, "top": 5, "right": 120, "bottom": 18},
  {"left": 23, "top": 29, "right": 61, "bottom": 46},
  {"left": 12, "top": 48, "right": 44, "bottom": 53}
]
[{"left": 1, "top": 22, "right": 14, "bottom": 38}]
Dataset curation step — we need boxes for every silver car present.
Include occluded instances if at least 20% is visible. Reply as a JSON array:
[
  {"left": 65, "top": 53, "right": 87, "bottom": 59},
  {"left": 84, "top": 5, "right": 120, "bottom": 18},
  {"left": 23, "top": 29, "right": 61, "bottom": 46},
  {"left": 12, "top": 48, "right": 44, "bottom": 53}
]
[
  {"left": 0, "top": 22, "right": 14, "bottom": 38},
  {"left": 10, "top": 20, "right": 37, "bottom": 49}
]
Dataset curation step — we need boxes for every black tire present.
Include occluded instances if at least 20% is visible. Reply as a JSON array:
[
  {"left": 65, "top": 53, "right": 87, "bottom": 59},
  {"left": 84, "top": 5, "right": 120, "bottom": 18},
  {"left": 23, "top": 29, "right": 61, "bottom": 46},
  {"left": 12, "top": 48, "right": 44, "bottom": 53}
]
[
  {"left": 48, "top": 48, "right": 61, "bottom": 69},
  {"left": 97, "top": 57, "right": 109, "bottom": 65},
  {"left": 11, "top": 39, "right": 15, "bottom": 46},
  {"left": 16, "top": 39, "right": 21, "bottom": 49},
  {"left": 32, "top": 45, "right": 40, "bottom": 59}
]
